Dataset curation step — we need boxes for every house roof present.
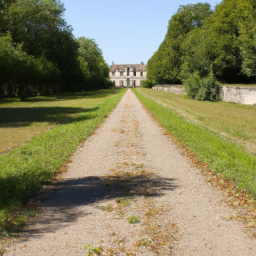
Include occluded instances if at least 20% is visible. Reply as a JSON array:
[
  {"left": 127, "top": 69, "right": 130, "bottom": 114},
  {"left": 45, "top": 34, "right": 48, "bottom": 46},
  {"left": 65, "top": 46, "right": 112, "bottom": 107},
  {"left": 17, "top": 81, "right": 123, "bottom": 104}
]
[{"left": 110, "top": 63, "right": 147, "bottom": 72}]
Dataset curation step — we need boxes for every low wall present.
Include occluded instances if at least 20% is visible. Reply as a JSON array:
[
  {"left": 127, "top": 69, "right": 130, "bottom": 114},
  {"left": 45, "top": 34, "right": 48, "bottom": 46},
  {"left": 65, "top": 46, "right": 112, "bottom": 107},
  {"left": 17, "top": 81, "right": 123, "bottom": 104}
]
[
  {"left": 153, "top": 85, "right": 256, "bottom": 105},
  {"left": 220, "top": 86, "right": 256, "bottom": 105},
  {"left": 152, "top": 85, "right": 185, "bottom": 95}
]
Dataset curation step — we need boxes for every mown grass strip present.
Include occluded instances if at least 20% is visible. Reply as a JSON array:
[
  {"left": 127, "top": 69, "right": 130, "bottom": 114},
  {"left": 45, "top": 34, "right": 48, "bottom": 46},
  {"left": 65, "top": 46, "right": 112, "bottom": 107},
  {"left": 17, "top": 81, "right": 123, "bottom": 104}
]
[
  {"left": 136, "top": 88, "right": 256, "bottom": 154},
  {"left": 0, "top": 89, "right": 126, "bottom": 228},
  {"left": 133, "top": 89, "right": 256, "bottom": 198}
]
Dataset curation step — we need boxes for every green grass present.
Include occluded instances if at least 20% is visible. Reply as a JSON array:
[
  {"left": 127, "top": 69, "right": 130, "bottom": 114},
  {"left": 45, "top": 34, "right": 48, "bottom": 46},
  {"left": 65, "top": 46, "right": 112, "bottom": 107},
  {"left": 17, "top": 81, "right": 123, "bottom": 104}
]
[
  {"left": 116, "top": 198, "right": 131, "bottom": 206},
  {"left": 100, "top": 204, "right": 114, "bottom": 212},
  {"left": 136, "top": 88, "right": 256, "bottom": 154},
  {"left": 85, "top": 245, "right": 101, "bottom": 255},
  {"left": 0, "top": 90, "right": 123, "bottom": 154},
  {"left": 127, "top": 215, "right": 140, "bottom": 224},
  {"left": 0, "top": 89, "right": 126, "bottom": 230},
  {"left": 133, "top": 88, "right": 256, "bottom": 198}
]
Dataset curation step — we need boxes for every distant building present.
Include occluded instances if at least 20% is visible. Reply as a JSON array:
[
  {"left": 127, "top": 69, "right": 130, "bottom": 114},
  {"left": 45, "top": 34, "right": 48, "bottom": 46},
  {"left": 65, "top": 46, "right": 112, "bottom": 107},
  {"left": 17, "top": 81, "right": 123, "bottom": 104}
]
[{"left": 110, "top": 61, "right": 147, "bottom": 87}]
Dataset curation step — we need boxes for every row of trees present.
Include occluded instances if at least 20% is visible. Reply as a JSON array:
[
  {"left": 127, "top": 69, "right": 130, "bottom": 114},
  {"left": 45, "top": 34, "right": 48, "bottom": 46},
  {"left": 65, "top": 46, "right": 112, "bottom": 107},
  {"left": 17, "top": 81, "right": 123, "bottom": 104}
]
[
  {"left": 146, "top": 0, "right": 256, "bottom": 100},
  {"left": 0, "top": 0, "right": 111, "bottom": 99}
]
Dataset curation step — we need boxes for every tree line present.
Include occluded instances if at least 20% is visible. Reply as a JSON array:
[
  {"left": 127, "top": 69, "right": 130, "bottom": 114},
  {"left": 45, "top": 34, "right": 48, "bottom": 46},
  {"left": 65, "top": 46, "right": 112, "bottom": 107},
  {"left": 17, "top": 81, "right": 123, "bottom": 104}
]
[
  {"left": 146, "top": 0, "right": 256, "bottom": 100},
  {"left": 0, "top": 0, "right": 111, "bottom": 99}
]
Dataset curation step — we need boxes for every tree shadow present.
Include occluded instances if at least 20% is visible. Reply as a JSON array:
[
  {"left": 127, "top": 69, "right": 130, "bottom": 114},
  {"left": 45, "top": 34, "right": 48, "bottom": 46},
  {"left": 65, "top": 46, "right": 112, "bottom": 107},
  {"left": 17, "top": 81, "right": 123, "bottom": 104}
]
[
  {"left": 0, "top": 89, "right": 122, "bottom": 104},
  {"left": 0, "top": 106, "right": 99, "bottom": 127},
  {"left": 20, "top": 172, "right": 178, "bottom": 237}
]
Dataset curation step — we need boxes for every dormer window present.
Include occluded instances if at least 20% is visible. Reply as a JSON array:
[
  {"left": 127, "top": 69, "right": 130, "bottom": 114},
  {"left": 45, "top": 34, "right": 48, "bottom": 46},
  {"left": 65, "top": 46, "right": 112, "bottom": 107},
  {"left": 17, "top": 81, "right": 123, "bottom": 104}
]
[
  {"left": 140, "top": 71, "right": 143, "bottom": 76},
  {"left": 120, "top": 72, "right": 124, "bottom": 76}
]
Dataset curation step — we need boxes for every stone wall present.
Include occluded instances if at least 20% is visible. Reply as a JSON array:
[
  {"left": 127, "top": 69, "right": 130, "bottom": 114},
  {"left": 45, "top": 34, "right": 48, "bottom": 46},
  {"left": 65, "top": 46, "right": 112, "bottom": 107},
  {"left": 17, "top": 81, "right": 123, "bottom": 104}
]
[
  {"left": 152, "top": 85, "right": 256, "bottom": 105},
  {"left": 152, "top": 85, "right": 185, "bottom": 95},
  {"left": 220, "top": 86, "right": 256, "bottom": 105}
]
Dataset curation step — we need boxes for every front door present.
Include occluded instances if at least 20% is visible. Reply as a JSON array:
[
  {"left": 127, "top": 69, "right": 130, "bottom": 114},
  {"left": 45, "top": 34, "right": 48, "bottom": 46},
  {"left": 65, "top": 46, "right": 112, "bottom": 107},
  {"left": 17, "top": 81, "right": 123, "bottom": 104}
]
[{"left": 127, "top": 78, "right": 130, "bottom": 87}]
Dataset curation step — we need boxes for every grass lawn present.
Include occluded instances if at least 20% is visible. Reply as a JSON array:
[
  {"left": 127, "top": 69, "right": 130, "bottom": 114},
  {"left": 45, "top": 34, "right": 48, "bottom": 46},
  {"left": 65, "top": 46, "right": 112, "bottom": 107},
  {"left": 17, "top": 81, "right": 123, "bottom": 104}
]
[
  {"left": 0, "top": 89, "right": 126, "bottom": 230},
  {"left": 133, "top": 88, "right": 256, "bottom": 199},
  {"left": 136, "top": 88, "right": 256, "bottom": 154},
  {"left": 0, "top": 90, "right": 123, "bottom": 155}
]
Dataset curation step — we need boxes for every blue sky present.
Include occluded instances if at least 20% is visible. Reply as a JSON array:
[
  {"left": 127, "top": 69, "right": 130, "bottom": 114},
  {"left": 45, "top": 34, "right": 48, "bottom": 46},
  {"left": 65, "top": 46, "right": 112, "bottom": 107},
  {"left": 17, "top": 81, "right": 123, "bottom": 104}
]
[{"left": 62, "top": 0, "right": 222, "bottom": 65}]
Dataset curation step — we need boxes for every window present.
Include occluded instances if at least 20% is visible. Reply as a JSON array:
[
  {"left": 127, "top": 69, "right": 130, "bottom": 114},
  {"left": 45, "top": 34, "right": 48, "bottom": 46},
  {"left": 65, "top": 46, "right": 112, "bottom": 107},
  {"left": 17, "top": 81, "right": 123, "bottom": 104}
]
[
  {"left": 140, "top": 71, "right": 143, "bottom": 76},
  {"left": 112, "top": 72, "right": 115, "bottom": 76},
  {"left": 120, "top": 80, "right": 124, "bottom": 86},
  {"left": 127, "top": 68, "right": 130, "bottom": 76},
  {"left": 134, "top": 71, "right": 136, "bottom": 76},
  {"left": 133, "top": 80, "right": 136, "bottom": 86},
  {"left": 120, "top": 72, "right": 124, "bottom": 76}
]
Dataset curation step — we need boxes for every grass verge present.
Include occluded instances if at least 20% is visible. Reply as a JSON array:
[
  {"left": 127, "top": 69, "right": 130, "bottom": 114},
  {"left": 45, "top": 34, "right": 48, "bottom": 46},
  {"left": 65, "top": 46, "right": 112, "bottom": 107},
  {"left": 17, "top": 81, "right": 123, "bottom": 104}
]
[
  {"left": 133, "top": 88, "right": 256, "bottom": 198},
  {"left": 0, "top": 89, "right": 126, "bottom": 231},
  {"left": 136, "top": 88, "right": 256, "bottom": 154}
]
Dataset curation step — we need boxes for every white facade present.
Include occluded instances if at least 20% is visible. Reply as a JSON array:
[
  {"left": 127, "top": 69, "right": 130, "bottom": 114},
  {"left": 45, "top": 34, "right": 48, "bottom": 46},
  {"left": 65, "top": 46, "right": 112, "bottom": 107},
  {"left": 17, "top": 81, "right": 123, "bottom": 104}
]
[{"left": 110, "top": 62, "right": 147, "bottom": 87}]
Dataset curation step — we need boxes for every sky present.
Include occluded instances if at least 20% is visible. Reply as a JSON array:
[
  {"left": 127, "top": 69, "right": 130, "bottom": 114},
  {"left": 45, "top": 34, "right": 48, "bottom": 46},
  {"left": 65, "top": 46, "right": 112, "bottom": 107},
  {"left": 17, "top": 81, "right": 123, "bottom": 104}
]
[{"left": 62, "top": 0, "right": 222, "bottom": 66}]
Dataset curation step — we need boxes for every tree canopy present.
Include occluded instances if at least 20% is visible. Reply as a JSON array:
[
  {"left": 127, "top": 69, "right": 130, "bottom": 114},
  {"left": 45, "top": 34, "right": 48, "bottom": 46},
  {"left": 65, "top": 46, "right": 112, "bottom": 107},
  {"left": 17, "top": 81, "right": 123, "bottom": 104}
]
[
  {"left": 0, "top": 0, "right": 111, "bottom": 99},
  {"left": 147, "top": 3, "right": 213, "bottom": 84},
  {"left": 147, "top": 0, "right": 256, "bottom": 100}
]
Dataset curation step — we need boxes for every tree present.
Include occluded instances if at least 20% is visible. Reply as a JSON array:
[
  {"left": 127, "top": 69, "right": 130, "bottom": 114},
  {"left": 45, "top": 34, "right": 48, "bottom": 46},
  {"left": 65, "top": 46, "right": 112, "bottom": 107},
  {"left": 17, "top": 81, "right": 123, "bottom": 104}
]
[
  {"left": 0, "top": 0, "right": 111, "bottom": 98},
  {"left": 147, "top": 3, "right": 213, "bottom": 85},
  {"left": 181, "top": 0, "right": 256, "bottom": 83},
  {"left": 77, "top": 37, "right": 111, "bottom": 90},
  {"left": 238, "top": 0, "right": 256, "bottom": 78}
]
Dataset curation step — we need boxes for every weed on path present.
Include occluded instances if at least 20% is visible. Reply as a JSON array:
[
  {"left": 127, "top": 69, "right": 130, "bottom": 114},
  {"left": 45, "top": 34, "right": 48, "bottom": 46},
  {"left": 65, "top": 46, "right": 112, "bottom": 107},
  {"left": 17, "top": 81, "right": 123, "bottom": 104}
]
[{"left": 92, "top": 162, "right": 178, "bottom": 255}]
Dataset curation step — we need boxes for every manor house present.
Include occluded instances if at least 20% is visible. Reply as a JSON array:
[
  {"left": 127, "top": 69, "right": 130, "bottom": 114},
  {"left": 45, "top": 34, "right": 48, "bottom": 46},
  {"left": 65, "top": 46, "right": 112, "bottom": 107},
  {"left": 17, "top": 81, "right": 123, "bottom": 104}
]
[{"left": 110, "top": 62, "right": 147, "bottom": 87}]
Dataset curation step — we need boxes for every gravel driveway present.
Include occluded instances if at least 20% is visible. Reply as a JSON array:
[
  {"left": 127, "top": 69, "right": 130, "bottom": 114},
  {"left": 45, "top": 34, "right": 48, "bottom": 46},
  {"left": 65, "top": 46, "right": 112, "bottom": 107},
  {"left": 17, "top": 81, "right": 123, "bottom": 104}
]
[{"left": 5, "top": 89, "right": 256, "bottom": 255}]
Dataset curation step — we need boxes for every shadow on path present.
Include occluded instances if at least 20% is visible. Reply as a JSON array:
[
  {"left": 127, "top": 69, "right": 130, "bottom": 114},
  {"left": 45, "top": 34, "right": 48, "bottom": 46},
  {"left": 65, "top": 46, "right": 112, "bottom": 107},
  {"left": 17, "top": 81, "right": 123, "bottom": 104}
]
[{"left": 21, "top": 173, "right": 179, "bottom": 237}]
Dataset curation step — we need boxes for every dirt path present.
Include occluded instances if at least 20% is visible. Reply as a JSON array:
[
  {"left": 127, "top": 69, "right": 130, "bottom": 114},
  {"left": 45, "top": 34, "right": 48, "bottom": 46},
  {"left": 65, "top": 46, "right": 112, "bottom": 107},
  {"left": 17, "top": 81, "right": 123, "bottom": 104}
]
[{"left": 5, "top": 89, "right": 256, "bottom": 255}]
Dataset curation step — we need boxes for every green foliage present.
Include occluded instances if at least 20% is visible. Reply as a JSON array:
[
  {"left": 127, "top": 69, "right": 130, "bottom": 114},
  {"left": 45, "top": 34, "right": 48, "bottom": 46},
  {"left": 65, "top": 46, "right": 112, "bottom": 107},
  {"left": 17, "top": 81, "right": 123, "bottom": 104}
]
[
  {"left": 180, "top": 0, "right": 246, "bottom": 83},
  {"left": 0, "top": 34, "right": 60, "bottom": 98},
  {"left": 184, "top": 73, "right": 220, "bottom": 101},
  {"left": 0, "top": 89, "right": 126, "bottom": 229},
  {"left": 85, "top": 245, "right": 101, "bottom": 255},
  {"left": 148, "top": 0, "right": 256, "bottom": 100},
  {"left": 238, "top": 0, "right": 256, "bottom": 77},
  {"left": 141, "top": 79, "right": 154, "bottom": 88},
  {"left": 116, "top": 198, "right": 131, "bottom": 206},
  {"left": 133, "top": 88, "right": 256, "bottom": 199},
  {"left": 0, "top": 0, "right": 111, "bottom": 99},
  {"left": 76, "top": 37, "right": 111, "bottom": 91},
  {"left": 127, "top": 215, "right": 139, "bottom": 224},
  {"left": 100, "top": 204, "right": 114, "bottom": 211},
  {"left": 147, "top": 3, "right": 213, "bottom": 85}
]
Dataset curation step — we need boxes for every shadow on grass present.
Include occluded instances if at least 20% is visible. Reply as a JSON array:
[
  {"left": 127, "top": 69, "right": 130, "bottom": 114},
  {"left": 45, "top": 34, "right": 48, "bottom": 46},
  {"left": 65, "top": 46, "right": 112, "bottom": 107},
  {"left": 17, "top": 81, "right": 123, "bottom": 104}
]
[
  {"left": 0, "top": 106, "right": 99, "bottom": 127},
  {"left": 0, "top": 89, "right": 121, "bottom": 104},
  {"left": 19, "top": 173, "right": 178, "bottom": 236}
]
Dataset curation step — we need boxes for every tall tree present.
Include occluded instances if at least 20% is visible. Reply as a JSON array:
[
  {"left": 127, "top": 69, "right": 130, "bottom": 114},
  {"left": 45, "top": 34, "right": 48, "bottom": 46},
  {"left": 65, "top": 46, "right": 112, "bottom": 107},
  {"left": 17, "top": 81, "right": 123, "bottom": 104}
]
[
  {"left": 181, "top": 0, "right": 256, "bottom": 83},
  {"left": 147, "top": 3, "right": 213, "bottom": 84}
]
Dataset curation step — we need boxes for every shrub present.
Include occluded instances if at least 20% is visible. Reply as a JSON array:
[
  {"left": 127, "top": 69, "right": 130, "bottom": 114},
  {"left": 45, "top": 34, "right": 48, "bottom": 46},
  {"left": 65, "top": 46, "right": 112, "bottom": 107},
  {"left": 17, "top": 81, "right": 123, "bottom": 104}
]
[
  {"left": 141, "top": 79, "right": 154, "bottom": 88},
  {"left": 127, "top": 215, "right": 140, "bottom": 224},
  {"left": 184, "top": 72, "right": 220, "bottom": 101}
]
